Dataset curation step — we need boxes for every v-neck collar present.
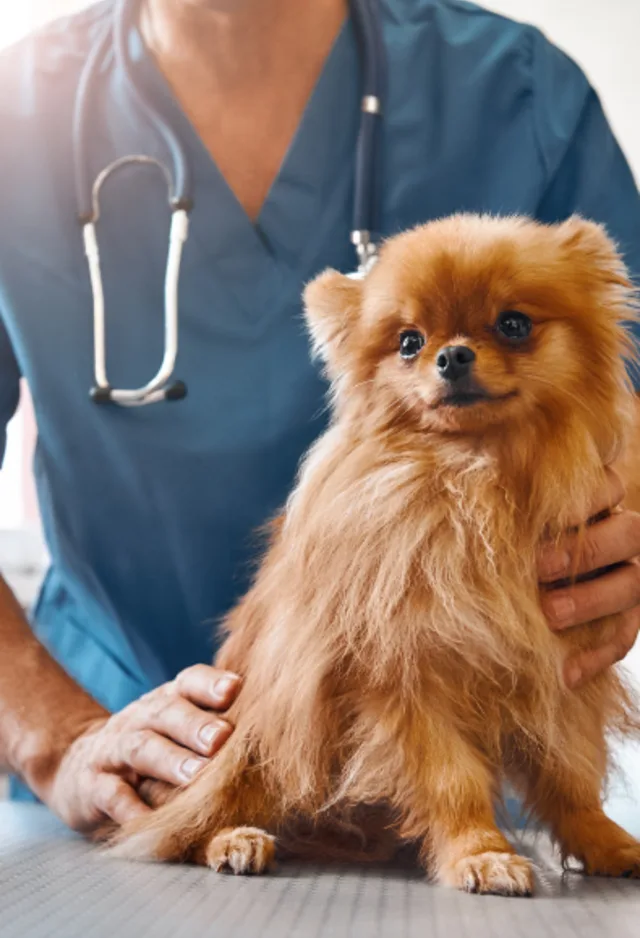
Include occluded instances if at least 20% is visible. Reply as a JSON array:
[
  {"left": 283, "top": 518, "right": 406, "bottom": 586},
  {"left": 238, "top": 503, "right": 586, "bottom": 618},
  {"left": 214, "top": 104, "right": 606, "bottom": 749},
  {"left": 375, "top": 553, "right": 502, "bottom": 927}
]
[{"left": 120, "top": 14, "right": 359, "bottom": 295}]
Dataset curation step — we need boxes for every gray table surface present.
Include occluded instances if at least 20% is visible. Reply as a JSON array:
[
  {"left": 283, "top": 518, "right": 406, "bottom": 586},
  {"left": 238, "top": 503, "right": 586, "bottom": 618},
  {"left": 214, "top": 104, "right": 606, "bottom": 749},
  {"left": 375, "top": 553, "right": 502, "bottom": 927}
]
[{"left": 1, "top": 803, "right": 639, "bottom": 937}]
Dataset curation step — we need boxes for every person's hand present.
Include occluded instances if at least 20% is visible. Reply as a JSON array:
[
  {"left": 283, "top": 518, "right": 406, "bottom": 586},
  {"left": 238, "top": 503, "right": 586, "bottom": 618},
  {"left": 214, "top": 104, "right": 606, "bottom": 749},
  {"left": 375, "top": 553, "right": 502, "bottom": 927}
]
[
  {"left": 538, "top": 468, "right": 640, "bottom": 689},
  {"left": 42, "top": 665, "right": 241, "bottom": 833}
]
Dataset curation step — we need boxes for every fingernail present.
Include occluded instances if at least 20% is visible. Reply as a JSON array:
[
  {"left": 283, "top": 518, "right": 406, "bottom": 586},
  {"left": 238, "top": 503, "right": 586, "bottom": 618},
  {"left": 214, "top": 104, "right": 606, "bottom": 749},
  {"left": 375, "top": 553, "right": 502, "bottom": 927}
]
[
  {"left": 211, "top": 674, "right": 239, "bottom": 705},
  {"left": 199, "top": 722, "right": 217, "bottom": 746},
  {"left": 565, "top": 663, "right": 582, "bottom": 688},
  {"left": 180, "top": 758, "right": 206, "bottom": 781},
  {"left": 546, "top": 596, "right": 575, "bottom": 625},
  {"left": 539, "top": 550, "right": 571, "bottom": 580},
  {"left": 199, "top": 721, "right": 226, "bottom": 749}
]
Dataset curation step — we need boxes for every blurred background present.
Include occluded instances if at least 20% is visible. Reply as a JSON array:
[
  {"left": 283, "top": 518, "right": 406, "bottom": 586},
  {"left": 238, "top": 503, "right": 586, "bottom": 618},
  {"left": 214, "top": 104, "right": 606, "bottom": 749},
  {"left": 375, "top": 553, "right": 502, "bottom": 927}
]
[{"left": 0, "top": 0, "right": 638, "bottom": 815}]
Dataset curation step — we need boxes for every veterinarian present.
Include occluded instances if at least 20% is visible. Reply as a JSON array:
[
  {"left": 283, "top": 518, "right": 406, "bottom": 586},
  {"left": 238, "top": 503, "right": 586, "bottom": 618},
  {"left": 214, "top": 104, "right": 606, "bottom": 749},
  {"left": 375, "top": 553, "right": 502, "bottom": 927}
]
[{"left": 1, "top": 0, "right": 640, "bottom": 834}]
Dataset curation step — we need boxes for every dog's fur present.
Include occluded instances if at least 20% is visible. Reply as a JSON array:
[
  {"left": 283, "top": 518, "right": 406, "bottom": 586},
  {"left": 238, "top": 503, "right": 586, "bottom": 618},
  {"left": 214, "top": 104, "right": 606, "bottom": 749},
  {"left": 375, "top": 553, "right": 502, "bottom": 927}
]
[{"left": 113, "top": 214, "right": 640, "bottom": 895}]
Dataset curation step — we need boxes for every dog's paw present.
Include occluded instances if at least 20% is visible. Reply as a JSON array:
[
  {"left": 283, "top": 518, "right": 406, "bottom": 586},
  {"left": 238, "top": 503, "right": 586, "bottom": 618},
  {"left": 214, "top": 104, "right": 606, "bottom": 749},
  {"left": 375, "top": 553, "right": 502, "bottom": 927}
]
[
  {"left": 582, "top": 841, "right": 640, "bottom": 879},
  {"left": 204, "top": 826, "right": 276, "bottom": 875},
  {"left": 443, "top": 851, "right": 534, "bottom": 896}
]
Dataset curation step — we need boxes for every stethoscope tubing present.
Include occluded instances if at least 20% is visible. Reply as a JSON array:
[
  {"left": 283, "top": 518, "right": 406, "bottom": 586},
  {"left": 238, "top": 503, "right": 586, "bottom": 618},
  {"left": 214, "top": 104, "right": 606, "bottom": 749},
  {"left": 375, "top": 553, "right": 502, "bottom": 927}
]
[{"left": 350, "top": 0, "right": 385, "bottom": 241}]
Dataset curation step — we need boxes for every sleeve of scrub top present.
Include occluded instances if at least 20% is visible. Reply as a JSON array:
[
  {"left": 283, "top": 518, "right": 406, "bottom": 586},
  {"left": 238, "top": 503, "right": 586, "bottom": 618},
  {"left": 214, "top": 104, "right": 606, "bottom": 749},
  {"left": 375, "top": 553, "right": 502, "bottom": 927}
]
[
  {"left": 0, "top": 316, "right": 21, "bottom": 465},
  {"left": 530, "top": 29, "right": 640, "bottom": 382}
]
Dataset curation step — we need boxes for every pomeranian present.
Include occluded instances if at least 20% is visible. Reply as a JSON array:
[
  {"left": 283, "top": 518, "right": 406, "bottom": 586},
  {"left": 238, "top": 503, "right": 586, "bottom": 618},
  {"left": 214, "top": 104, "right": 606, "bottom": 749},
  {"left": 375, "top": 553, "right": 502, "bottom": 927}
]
[{"left": 113, "top": 214, "right": 640, "bottom": 896}]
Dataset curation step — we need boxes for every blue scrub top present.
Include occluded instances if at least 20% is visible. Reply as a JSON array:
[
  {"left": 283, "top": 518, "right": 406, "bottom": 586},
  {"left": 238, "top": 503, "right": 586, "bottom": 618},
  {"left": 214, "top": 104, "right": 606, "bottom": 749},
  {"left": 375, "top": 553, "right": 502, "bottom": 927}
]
[{"left": 1, "top": 1, "right": 639, "bottom": 802}]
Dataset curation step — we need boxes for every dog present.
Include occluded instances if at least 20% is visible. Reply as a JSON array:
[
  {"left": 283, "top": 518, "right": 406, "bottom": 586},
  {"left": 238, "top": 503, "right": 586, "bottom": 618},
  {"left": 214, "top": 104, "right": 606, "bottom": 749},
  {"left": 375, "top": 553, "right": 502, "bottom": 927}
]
[{"left": 112, "top": 214, "right": 640, "bottom": 896}]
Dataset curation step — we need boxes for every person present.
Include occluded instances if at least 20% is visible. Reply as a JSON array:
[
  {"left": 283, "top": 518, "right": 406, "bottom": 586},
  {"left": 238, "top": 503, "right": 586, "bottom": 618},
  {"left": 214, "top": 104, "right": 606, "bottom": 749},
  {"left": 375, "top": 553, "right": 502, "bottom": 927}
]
[{"left": 0, "top": 0, "right": 639, "bottom": 836}]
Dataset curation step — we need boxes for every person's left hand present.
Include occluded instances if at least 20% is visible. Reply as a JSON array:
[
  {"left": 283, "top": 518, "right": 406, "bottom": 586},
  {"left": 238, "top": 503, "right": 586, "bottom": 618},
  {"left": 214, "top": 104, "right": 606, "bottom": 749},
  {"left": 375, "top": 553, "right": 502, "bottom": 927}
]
[{"left": 538, "top": 468, "right": 640, "bottom": 689}]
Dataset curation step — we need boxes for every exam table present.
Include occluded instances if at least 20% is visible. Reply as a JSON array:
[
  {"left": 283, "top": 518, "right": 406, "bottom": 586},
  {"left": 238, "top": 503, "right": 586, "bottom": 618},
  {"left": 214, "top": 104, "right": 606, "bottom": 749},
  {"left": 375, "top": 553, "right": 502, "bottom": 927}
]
[{"left": 1, "top": 802, "right": 639, "bottom": 937}]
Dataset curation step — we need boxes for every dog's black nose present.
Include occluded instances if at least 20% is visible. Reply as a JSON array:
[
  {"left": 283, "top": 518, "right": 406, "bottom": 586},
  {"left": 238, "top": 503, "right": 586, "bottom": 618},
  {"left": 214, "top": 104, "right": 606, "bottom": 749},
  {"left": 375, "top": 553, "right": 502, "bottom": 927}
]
[{"left": 436, "top": 345, "right": 476, "bottom": 382}]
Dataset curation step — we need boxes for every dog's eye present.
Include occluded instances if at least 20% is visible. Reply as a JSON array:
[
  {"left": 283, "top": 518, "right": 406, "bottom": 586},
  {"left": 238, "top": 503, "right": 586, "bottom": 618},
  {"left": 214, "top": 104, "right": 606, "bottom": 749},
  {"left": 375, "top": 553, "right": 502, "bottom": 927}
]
[
  {"left": 495, "top": 311, "right": 532, "bottom": 342},
  {"left": 399, "top": 330, "right": 425, "bottom": 360}
]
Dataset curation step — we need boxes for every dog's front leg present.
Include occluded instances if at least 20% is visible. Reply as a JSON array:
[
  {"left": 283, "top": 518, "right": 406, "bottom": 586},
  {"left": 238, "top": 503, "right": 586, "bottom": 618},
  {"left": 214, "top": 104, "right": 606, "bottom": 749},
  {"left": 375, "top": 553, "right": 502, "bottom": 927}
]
[{"left": 395, "top": 719, "right": 533, "bottom": 896}]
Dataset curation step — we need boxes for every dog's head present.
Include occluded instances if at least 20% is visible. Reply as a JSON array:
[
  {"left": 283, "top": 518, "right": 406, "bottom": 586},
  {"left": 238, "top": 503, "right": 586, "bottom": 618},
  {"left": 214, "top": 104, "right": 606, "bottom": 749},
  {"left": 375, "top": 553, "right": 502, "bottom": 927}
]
[{"left": 304, "top": 215, "right": 636, "bottom": 457}]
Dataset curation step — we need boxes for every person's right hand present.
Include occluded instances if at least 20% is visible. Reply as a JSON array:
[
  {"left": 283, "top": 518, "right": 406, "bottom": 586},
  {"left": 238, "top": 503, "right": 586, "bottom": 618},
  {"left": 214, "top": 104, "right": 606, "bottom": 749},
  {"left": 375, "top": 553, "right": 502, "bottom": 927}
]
[{"left": 42, "top": 665, "right": 241, "bottom": 834}]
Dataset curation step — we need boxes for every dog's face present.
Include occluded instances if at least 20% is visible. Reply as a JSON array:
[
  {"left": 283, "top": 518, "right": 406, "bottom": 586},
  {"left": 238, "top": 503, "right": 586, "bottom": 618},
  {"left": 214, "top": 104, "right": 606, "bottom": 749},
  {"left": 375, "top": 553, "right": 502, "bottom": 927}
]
[{"left": 304, "top": 215, "right": 634, "bottom": 446}]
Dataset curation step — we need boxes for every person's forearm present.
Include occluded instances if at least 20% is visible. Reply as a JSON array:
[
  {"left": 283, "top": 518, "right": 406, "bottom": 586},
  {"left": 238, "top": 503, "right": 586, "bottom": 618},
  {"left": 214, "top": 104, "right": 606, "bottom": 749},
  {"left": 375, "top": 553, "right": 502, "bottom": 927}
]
[{"left": 0, "top": 575, "right": 107, "bottom": 795}]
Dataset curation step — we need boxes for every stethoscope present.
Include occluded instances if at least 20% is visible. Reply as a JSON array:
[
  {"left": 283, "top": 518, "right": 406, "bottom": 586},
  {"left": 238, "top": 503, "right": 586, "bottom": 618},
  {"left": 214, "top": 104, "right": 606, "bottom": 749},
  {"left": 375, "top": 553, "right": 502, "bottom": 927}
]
[{"left": 74, "top": 0, "right": 385, "bottom": 407}]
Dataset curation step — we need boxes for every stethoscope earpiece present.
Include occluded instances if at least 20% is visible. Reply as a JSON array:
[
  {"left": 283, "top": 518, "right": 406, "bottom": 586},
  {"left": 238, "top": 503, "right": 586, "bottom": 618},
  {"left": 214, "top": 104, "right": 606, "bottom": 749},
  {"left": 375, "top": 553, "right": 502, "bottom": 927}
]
[
  {"left": 165, "top": 381, "right": 188, "bottom": 402},
  {"left": 90, "top": 385, "right": 113, "bottom": 404}
]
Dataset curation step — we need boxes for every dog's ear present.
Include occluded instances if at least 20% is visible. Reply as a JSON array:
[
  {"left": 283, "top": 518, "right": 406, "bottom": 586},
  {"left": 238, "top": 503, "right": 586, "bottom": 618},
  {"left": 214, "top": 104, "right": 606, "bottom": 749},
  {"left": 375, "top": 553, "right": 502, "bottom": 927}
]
[
  {"left": 556, "top": 215, "right": 639, "bottom": 385},
  {"left": 303, "top": 270, "right": 363, "bottom": 379},
  {"left": 557, "top": 216, "right": 632, "bottom": 289}
]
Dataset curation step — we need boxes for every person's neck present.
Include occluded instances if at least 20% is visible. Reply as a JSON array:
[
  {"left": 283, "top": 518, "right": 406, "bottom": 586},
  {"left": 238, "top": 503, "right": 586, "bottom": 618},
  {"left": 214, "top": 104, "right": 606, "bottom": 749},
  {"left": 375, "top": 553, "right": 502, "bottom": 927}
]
[
  {"left": 139, "top": 0, "right": 347, "bottom": 220},
  {"left": 141, "top": 0, "right": 347, "bottom": 95}
]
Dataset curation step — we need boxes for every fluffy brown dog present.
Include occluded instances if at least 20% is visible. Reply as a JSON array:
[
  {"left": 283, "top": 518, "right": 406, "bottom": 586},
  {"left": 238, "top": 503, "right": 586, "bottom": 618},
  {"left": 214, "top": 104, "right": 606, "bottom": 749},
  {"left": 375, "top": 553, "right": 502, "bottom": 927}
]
[{"left": 113, "top": 214, "right": 640, "bottom": 896}]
